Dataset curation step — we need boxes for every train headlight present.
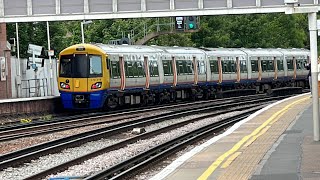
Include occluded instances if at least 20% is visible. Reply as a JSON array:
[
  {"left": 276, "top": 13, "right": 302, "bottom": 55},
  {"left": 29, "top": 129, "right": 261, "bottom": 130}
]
[
  {"left": 60, "top": 82, "right": 70, "bottom": 89},
  {"left": 91, "top": 82, "right": 102, "bottom": 89}
]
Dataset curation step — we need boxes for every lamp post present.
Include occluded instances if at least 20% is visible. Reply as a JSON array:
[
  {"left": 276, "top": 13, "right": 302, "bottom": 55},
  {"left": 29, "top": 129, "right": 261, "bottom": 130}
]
[{"left": 81, "top": 20, "right": 92, "bottom": 43}]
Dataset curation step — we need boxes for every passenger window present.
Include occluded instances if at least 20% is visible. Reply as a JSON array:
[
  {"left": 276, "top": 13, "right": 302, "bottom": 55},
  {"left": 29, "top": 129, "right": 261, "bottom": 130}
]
[
  {"left": 209, "top": 60, "right": 219, "bottom": 74},
  {"left": 269, "top": 60, "right": 274, "bottom": 71},
  {"left": 277, "top": 60, "right": 284, "bottom": 71},
  {"left": 186, "top": 61, "right": 193, "bottom": 75},
  {"left": 176, "top": 60, "right": 194, "bottom": 75},
  {"left": 136, "top": 61, "right": 145, "bottom": 77},
  {"left": 125, "top": 61, "right": 145, "bottom": 78},
  {"left": 177, "top": 60, "right": 183, "bottom": 75},
  {"left": 287, "top": 59, "right": 294, "bottom": 71},
  {"left": 297, "top": 59, "right": 304, "bottom": 70},
  {"left": 59, "top": 55, "right": 73, "bottom": 77},
  {"left": 261, "top": 60, "right": 267, "bottom": 72},
  {"left": 198, "top": 61, "right": 206, "bottom": 75},
  {"left": 163, "top": 60, "right": 173, "bottom": 76},
  {"left": 111, "top": 61, "right": 120, "bottom": 79},
  {"left": 222, "top": 60, "right": 236, "bottom": 74},
  {"left": 89, "top": 55, "right": 102, "bottom": 77},
  {"left": 240, "top": 60, "right": 247, "bottom": 73},
  {"left": 125, "top": 61, "right": 134, "bottom": 78},
  {"left": 230, "top": 61, "right": 236, "bottom": 73},
  {"left": 149, "top": 61, "right": 159, "bottom": 77},
  {"left": 251, "top": 60, "right": 258, "bottom": 72}
]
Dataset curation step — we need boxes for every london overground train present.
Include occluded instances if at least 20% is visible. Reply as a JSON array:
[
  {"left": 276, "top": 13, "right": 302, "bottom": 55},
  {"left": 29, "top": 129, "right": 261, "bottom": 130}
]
[{"left": 57, "top": 43, "right": 309, "bottom": 110}]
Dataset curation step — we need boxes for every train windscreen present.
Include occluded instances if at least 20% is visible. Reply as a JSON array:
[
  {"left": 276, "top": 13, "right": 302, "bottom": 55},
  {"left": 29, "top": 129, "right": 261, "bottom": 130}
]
[
  {"left": 59, "top": 54, "right": 102, "bottom": 78},
  {"left": 59, "top": 55, "right": 73, "bottom": 77}
]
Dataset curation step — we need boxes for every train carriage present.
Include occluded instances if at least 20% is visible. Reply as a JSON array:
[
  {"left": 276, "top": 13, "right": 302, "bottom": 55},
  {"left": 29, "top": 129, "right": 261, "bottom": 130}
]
[
  {"left": 205, "top": 48, "right": 248, "bottom": 88},
  {"left": 95, "top": 44, "right": 164, "bottom": 107},
  {"left": 156, "top": 46, "right": 207, "bottom": 100},
  {"left": 277, "top": 48, "right": 309, "bottom": 88},
  {"left": 58, "top": 44, "right": 108, "bottom": 109},
  {"left": 239, "top": 48, "right": 285, "bottom": 92},
  {"left": 58, "top": 44, "right": 310, "bottom": 110}
]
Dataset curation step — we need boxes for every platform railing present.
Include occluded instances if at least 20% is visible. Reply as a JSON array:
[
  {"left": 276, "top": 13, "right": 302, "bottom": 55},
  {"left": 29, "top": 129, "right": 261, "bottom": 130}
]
[{"left": 21, "top": 78, "right": 48, "bottom": 98}]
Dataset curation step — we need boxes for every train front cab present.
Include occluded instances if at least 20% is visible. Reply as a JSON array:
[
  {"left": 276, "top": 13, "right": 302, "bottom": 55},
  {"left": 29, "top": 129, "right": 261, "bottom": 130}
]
[{"left": 58, "top": 44, "right": 109, "bottom": 109}]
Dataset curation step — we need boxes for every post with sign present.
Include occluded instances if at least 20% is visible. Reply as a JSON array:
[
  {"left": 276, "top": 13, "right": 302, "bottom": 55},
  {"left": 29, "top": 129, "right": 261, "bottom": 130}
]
[
  {"left": 28, "top": 44, "right": 43, "bottom": 97},
  {"left": 47, "top": 21, "right": 55, "bottom": 96},
  {"left": 175, "top": 17, "right": 184, "bottom": 31},
  {"left": 0, "top": 57, "right": 6, "bottom": 81},
  {"left": 28, "top": 44, "right": 42, "bottom": 70}
]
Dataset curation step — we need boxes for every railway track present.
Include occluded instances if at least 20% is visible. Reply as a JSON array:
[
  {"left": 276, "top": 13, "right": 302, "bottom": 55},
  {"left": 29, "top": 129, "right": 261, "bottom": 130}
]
[
  {"left": 0, "top": 86, "right": 305, "bottom": 130},
  {"left": 0, "top": 95, "right": 292, "bottom": 179},
  {"left": 85, "top": 111, "right": 256, "bottom": 180},
  {"left": 0, "top": 94, "right": 264, "bottom": 142},
  {"left": 0, "top": 95, "right": 278, "bottom": 169},
  {"left": 24, "top": 104, "right": 263, "bottom": 180}
]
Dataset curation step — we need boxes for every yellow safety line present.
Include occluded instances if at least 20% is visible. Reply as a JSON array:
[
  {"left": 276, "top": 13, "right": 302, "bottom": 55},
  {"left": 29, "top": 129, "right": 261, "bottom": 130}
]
[
  {"left": 269, "top": 109, "right": 288, "bottom": 125},
  {"left": 221, "top": 152, "right": 242, "bottom": 168},
  {"left": 197, "top": 96, "right": 309, "bottom": 180},
  {"left": 243, "top": 125, "right": 271, "bottom": 148}
]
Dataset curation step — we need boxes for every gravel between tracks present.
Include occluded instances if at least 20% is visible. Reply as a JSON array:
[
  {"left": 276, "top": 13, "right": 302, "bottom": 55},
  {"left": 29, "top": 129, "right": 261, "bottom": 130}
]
[
  {"left": 0, "top": 105, "right": 255, "bottom": 180},
  {"left": 47, "top": 109, "right": 251, "bottom": 179},
  {"left": 0, "top": 111, "right": 170, "bottom": 155}
]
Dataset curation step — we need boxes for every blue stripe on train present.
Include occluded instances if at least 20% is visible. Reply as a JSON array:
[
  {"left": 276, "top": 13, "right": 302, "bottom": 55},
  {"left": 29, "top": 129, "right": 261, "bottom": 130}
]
[{"left": 59, "top": 90, "right": 105, "bottom": 109}]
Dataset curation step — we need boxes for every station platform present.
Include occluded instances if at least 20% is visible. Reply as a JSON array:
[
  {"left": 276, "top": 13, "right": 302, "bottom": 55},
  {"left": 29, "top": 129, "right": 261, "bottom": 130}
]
[
  {"left": 151, "top": 93, "right": 320, "bottom": 180},
  {"left": 0, "top": 96, "right": 60, "bottom": 117}
]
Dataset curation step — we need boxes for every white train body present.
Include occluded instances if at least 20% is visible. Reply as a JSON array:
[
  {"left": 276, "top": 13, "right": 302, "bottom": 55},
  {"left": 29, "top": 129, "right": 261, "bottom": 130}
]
[{"left": 59, "top": 43, "right": 310, "bottom": 109}]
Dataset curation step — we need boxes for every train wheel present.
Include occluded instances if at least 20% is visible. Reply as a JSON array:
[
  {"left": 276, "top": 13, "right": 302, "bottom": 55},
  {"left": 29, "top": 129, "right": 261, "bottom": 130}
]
[
  {"left": 171, "top": 91, "right": 177, "bottom": 102},
  {"left": 142, "top": 94, "right": 149, "bottom": 106},
  {"left": 106, "top": 96, "right": 118, "bottom": 109}
]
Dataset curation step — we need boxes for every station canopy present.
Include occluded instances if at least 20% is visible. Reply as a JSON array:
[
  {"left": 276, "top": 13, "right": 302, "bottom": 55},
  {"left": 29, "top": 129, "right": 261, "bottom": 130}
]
[{"left": 0, "top": 0, "right": 318, "bottom": 23}]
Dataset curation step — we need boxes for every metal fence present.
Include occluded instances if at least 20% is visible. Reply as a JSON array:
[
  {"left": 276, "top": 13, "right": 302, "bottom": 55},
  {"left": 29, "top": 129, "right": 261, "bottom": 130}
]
[{"left": 21, "top": 78, "right": 48, "bottom": 97}]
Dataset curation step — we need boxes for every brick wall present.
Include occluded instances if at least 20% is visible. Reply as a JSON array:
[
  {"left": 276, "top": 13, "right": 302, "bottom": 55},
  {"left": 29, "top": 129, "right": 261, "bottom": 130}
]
[{"left": 0, "top": 23, "right": 12, "bottom": 99}]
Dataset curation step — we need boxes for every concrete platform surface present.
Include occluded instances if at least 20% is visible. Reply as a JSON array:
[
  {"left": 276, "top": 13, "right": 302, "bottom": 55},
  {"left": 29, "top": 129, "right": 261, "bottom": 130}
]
[{"left": 151, "top": 94, "right": 319, "bottom": 180}]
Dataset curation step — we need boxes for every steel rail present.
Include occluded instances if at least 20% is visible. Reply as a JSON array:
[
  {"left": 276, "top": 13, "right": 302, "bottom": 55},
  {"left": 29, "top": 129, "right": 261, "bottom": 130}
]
[
  {"left": 85, "top": 108, "right": 260, "bottom": 180},
  {"left": 0, "top": 95, "right": 289, "bottom": 172},
  {"left": 0, "top": 95, "right": 263, "bottom": 141},
  {"left": 24, "top": 102, "right": 267, "bottom": 180}
]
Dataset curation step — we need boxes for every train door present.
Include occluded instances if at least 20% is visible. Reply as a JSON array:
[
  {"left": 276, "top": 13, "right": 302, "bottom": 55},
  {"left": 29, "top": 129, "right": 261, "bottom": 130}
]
[
  {"left": 192, "top": 56, "right": 198, "bottom": 85},
  {"left": 176, "top": 58, "right": 193, "bottom": 85},
  {"left": 148, "top": 54, "right": 161, "bottom": 87},
  {"left": 104, "top": 56, "right": 110, "bottom": 88},
  {"left": 222, "top": 56, "right": 237, "bottom": 83},
  {"left": 260, "top": 56, "right": 274, "bottom": 80},
  {"left": 239, "top": 56, "right": 248, "bottom": 81},
  {"left": 276, "top": 57, "right": 285, "bottom": 80},
  {"left": 109, "top": 55, "right": 122, "bottom": 89},
  {"left": 72, "top": 54, "right": 89, "bottom": 92},
  {"left": 249, "top": 57, "right": 259, "bottom": 81},
  {"left": 208, "top": 56, "right": 219, "bottom": 84},
  {"left": 293, "top": 57, "right": 297, "bottom": 79},
  {"left": 218, "top": 57, "right": 223, "bottom": 83},
  {"left": 236, "top": 57, "right": 240, "bottom": 82},
  {"left": 274, "top": 57, "right": 278, "bottom": 80},
  {"left": 197, "top": 57, "right": 207, "bottom": 83},
  {"left": 161, "top": 55, "right": 174, "bottom": 87},
  {"left": 286, "top": 56, "right": 295, "bottom": 79},
  {"left": 295, "top": 56, "right": 306, "bottom": 78},
  {"left": 123, "top": 54, "right": 146, "bottom": 89}
]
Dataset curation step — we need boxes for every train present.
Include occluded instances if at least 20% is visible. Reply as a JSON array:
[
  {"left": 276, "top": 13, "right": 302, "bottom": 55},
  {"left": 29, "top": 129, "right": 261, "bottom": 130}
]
[{"left": 58, "top": 43, "right": 310, "bottom": 110}]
